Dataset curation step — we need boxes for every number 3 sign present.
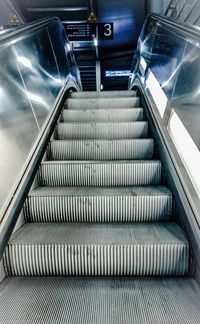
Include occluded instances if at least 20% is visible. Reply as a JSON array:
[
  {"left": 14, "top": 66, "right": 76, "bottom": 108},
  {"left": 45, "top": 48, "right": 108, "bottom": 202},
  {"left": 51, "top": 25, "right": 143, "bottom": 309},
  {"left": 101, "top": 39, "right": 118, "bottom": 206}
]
[{"left": 99, "top": 23, "right": 114, "bottom": 40}]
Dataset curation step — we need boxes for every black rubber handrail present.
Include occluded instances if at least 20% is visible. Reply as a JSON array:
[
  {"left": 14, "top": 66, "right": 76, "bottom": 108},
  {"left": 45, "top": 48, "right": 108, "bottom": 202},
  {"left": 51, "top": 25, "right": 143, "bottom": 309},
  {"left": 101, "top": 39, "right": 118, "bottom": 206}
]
[{"left": 0, "top": 17, "right": 59, "bottom": 47}]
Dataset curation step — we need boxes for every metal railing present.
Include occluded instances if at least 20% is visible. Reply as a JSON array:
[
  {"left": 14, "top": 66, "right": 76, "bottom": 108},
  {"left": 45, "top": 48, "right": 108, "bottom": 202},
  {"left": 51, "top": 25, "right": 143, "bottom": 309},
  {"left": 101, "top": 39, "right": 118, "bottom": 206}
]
[{"left": 164, "top": 0, "right": 200, "bottom": 27}]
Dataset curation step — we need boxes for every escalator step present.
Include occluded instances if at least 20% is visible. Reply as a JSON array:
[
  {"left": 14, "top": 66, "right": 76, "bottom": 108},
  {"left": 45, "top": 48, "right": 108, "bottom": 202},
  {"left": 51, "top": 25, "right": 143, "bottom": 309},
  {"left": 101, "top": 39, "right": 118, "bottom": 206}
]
[
  {"left": 48, "top": 139, "right": 154, "bottom": 161},
  {"left": 37, "top": 160, "right": 162, "bottom": 187},
  {"left": 62, "top": 108, "right": 144, "bottom": 122},
  {"left": 4, "top": 223, "right": 189, "bottom": 276},
  {"left": 1, "top": 277, "right": 200, "bottom": 323},
  {"left": 65, "top": 97, "right": 140, "bottom": 109},
  {"left": 24, "top": 186, "right": 172, "bottom": 223},
  {"left": 55, "top": 122, "right": 148, "bottom": 140},
  {"left": 70, "top": 90, "right": 137, "bottom": 98}
]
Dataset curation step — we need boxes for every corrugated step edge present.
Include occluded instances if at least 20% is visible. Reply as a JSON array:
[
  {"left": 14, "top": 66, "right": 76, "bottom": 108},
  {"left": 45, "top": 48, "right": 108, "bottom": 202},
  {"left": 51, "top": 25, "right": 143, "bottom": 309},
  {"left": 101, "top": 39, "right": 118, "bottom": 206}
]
[
  {"left": 62, "top": 108, "right": 144, "bottom": 122},
  {"left": 65, "top": 97, "right": 140, "bottom": 109},
  {"left": 24, "top": 186, "right": 172, "bottom": 222},
  {"left": 3, "top": 223, "right": 189, "bottom": 276},
  {"left": 37, "top": 161, "right": 162, "bottom": 187},
  {"left": 48, "top": 139, "right": 154, "bottom": 161},
  {"left": 55, "top": 122, "right": 148, "bottom": 140},
  {"left": 70, "top": 90, "right": 137, "bottom": 98}
]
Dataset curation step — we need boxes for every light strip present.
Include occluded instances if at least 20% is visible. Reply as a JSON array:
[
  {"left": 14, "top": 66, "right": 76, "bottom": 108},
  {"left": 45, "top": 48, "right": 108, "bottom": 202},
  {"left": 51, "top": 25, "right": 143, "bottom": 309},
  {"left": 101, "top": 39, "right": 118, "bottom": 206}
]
[
  {"left": 168, "top": 109, "right": 200, "bottom": 198},
  {"left": 146, "top": 69, "right": 168, "bottom": 118},
  {"left": 140, "top": 57, "right": 147, "bottom": 70},
  {"left": 106, "top": 70, "right": 130, "bottom": 77},
  {"left": 27, "top": 7, "right": 88, "bottom": 12}
]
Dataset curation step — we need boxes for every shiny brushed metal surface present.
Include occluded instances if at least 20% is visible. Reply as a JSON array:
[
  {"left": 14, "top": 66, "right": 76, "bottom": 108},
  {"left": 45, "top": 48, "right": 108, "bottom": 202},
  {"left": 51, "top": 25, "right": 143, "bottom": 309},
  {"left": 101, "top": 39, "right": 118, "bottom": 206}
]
[
  {"left": 130, "top": 14, "right": 200, "bottom": 149},
  {"left": 0, "top": 47, "right": 39, "bottom": 219},
  {"left": 0, "top": 18, "right": 78, "bottom": 219}
]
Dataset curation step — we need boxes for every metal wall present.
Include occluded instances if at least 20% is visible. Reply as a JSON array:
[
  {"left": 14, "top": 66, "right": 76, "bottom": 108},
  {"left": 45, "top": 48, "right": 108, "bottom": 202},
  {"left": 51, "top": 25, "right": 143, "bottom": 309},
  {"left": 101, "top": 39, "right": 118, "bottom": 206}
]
[{"left": 0, "top": 18, "right": 77, "bottom": 219}]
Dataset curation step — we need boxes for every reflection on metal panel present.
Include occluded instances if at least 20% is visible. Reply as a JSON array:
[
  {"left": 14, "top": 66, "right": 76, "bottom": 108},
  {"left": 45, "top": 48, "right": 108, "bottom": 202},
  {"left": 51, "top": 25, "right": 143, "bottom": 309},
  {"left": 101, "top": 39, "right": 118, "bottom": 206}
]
[
  {"left": 11, "top": 29, "right": 59, "bottom": 128},
  {"left": 146, "top": 69, "right": 168, "bottom": 118},
  {"left": 0, "top": 18, "right": 79, "bottom": 219},
  {"left": 0, "top": 47, "right": 39, "bottom": 216},
  {"left": 130, "top": 14, "right": 200, "bottom": 201},
  {"left": 168, "top": 109, "right": 200, "bottom": 198},
  {"left": 171, "top": 42, "right": 200, "bottom": 148}
]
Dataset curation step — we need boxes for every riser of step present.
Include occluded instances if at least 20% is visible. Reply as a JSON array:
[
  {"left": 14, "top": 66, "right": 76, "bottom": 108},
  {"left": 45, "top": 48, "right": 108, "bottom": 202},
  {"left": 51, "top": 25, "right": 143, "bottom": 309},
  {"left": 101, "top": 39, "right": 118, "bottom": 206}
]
[
  {"left": 62, "top": 109, "right": 144, "bottom": 122},
  {"left": 70, "top": 90, "right": 137, "bottom": 98},
  {"left": 24, "top": 187, "right": 172, "bottom": 223},
  {"left": 65, "top": 97, "right": 140, "bottom": 109},
  {"left": 55, "top": 122, "right": 148, "bottom": 140},
  {"left": 4, "top": 223, "right": 189, "bottom": 276},
  {"left": 37, "top": 161, "right": 162, "bottom": 187},
  {"left": 48, "top": 139, "right": 154, "bottom": 161}
]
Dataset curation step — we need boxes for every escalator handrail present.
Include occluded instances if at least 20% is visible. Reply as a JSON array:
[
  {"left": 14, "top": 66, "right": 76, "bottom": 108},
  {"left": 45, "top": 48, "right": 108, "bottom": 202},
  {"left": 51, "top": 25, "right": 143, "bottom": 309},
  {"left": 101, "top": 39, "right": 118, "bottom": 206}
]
[
  {"left": 0, "top": 17, "right": 59, "bottom": 47},
  {"left": 147, "top": 13, "right": 200, "bottom": 40}
]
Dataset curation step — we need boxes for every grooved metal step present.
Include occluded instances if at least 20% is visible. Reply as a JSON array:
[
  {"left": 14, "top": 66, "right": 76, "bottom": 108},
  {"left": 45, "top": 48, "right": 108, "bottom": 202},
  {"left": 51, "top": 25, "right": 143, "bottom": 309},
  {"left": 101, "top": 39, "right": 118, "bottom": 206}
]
[
  {"left": 37, "top": 161, "right": 162, "bottom": 187},
  {"left": 1, "top": 277, "right": 200, "bottom": 324},
  {"left": 65, "top": 97, "right": 140, "bottom": 109},
  {"left": 4, "top": 223, "right": 189, "bottom": 276},
  {"left": 24, "top": 186, "right": 172, "bottom": 223},
  {"left": 70, "top": 90, "right": 137, "bottom": 98},
  {"left": 55, "top": 122, "right": 148, "bottom": 140},
  {"left": 48, "top": 139, "right": 154, "bottom": 161},
  {"left": 62, "top": 108, "right": 144, "bottom": 122}
]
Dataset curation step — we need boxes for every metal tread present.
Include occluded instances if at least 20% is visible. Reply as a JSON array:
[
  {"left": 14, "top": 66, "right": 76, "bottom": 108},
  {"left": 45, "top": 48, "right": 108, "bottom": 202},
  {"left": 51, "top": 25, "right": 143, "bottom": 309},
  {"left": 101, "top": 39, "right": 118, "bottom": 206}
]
[
  {"left": 70, "top": 90, "right": 137, "bottom": 98},
  {"left": 48, "top": 139, "right": 154, "bottom": 161},
  {"left": 62, "top": 108, "right": 144, "bottom": 122},
  {"left": 24, "top": 186, "right": 172, "bottom": 222},
  {"left": 55, "top": 122, "right": 148, "bottom": 140},
  {"left": 28, "top": 185, "right": 171, "bottom": 197},
  {"left": 1, "top": 277, "right": 200, "bottom": 324},
  {"left": 65, "top": 97, "right": 140, "bottom": 109},
  {"left": 37, "top": 160, "right": 162, "bottom": 187},
  {"left": 4, "top": 223, "right": 189, "bottom": 276}
]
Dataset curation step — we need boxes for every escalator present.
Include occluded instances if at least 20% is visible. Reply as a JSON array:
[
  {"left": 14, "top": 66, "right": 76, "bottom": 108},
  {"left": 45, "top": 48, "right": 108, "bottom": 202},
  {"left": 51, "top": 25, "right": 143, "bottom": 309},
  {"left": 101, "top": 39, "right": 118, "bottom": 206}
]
[
  {"left": 1, "top": 90, "right": 200, "bottom": 323},
  {"left": 1, "top": 14, "right": 200, "bottom": 324}
]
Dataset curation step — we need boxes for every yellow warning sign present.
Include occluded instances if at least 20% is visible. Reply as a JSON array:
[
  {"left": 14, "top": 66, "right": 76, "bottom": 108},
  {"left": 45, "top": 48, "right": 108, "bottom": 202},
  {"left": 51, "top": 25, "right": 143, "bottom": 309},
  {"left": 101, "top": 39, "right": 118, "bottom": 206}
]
[
  {"left": 9, "top": 14, "right": 21, "bottom": 25},
  {"left": 87, "top": 10, "right": 98, "bottom": 23}
]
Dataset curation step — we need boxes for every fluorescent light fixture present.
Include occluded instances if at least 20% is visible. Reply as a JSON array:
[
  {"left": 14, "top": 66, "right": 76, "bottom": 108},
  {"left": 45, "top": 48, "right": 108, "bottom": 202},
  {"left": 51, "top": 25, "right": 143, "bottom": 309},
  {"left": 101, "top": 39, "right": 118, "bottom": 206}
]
[
  {"left": 17, "top": 56, "right": 32, "bottom": 69},
  {"left": 146, "top": 69, "right": 167, "bottom": 118},
  {"left": 168, "top": 109, "right": 200, "bottom": 198},
  {"left": 93, "top": 38, "right": 98, "bottom": 47}
]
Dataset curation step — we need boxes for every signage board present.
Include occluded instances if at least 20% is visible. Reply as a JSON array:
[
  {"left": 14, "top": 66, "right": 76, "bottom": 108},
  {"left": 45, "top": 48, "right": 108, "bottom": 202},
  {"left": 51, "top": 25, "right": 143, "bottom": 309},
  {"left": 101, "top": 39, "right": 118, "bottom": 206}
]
[
  {"left": 65, "top": 23, "right": 113, "bottom": 41},
  {"left": 65, "top": 23, "right": 96, "bottom": 41},
  {"left": 99, "top": 23, "right": 113, "bottom": 40}
]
